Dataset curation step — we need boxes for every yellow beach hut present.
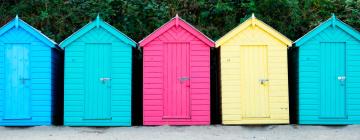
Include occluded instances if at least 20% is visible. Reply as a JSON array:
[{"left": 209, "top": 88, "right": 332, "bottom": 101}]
[{"left": 216, "top": 14, "right": 292, "bottom": 124}]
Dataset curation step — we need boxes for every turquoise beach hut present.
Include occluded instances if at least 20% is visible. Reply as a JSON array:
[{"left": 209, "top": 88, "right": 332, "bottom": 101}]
[
  {"left": 0, "top": 16, "right": 62, "bottom": 126},
  {"left": 295, "top": 14, "right": 360, "bottom": 124},
  {"left": 61, "top": 15, "right": 136, "bottom": 126}
]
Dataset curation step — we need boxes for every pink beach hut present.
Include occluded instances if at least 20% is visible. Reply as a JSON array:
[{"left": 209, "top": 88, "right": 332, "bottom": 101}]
[{"left": 139, "top": 15, "right": 214, "bottom": 125}]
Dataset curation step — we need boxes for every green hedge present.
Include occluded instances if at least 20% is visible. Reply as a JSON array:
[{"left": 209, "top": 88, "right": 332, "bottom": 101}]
[{"left": 0, "top": 0, "right": 359, "bottom": 42}]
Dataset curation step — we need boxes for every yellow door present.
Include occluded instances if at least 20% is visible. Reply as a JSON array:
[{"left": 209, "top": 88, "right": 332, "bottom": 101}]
[{"left": 240, "top": 45, "right": 269, "bottom": 118}]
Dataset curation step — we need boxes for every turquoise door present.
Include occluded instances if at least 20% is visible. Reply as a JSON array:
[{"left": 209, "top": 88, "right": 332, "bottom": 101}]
[
  {"left": 320, "top": 42, "right": 346, "bottom": 119},
  {"left": 4, "top": 44, "right": 31, "bottom": 120},
  {"left": 84, "top": 43, "right": 112, "bottom": 120}
]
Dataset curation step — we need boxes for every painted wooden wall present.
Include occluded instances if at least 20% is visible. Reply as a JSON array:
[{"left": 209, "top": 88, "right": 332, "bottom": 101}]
[
  {"left": 0, "top": 17, "right": 61, "bottom": 126},
  {"left": 61, "top": 16, "right": 136, "bottom": 126},
  {"left": 217, "top": 15, "right": 292, "bottom": 124},
  {"left": 140, "top": 16, "right": 214, "bottom": 125},
  {"left": 296, "top": 15, "right": 360, "bottom": 124}
]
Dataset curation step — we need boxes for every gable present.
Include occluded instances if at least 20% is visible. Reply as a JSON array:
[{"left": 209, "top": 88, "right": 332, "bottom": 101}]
[
  {"left": 303, "top": 26, "right": 360, "bottom": 46},
  {"left": 139, "top": 16, "right": 214, "bottom": 47},
  {"left": 216, "top": 15, "right": 292, "bottom": 47},
  {"left": 0, "top": 16, "right": 57, "bottom": 48},
  {"left": 146, "top": 24, "right": 207, "bottom": 44},
  {"left": 221, "top": 21, "right": 292, "bottom": 47},
  {"left": 0, "top": 26, "right": 43, "bottom": 44},
  {"left": 68, "top": 26, "right": 125, "bottom": 44},
  {"left": 295, "top": 15, "right": 360, "bottom": 46},
  {"left": 60, "top": 16, "right": 136, "bottom": 48}
]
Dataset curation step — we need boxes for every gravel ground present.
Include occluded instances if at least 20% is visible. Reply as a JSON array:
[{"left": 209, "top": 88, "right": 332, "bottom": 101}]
[{"left": 1, "top": 125, "right": 359, "bottom": 140}]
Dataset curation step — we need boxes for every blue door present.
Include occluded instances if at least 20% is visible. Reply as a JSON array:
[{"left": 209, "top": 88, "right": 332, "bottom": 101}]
[
  {"left": 4, "top": 44, "right": 31, "bottom": 120},
  {"left": 320, "top": 42, "right": 346, "bottom": 119},
  {"left": 84, "top": 43, "right": 112, "bottom": 120}
]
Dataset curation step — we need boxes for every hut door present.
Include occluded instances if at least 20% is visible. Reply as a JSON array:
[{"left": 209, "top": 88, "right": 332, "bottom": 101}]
[
  {"left": 4, "top": 44, "right": 31, "bottom": 120},
  {"left": 163, "top": 43, "right": 190, "bottom": 119},
  {"left": 84, "top": 43, "right": 111, "bottom": 120},
  {"left": 320, "top": 42, "right": 346, "bottom": 119},
  {"left": 240, "top": 46, "right": 270, "bottom": 118}
]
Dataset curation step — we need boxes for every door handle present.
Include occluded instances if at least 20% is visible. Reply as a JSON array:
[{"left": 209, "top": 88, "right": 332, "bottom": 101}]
[
  {"left": 338, "top": 76, "right": 346, "bottom": 85},
  {"left": 337, "top": 76, "right": 346, "bottom": 81},
  {"left": 259, "top": 79, "right": 269, "bottom": 85},
  {"left": 20, "top": 78, "right": 31, "bottom": 80},
  {"left": 100, "top": 77, "right": 111, "bottom": 83},
  {"left": 19, "top": 78, "right": 30, "bottom": 84},
  {"left": 179, "top": 77, "right": 190, "bottom": 84}
]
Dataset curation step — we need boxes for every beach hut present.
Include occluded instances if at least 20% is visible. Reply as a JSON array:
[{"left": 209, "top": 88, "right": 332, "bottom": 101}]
[
  {"left": 61, "top": 15, "right": 136, "bottom": 126},
  {"left": 0, "top": 16, "right": 62, "bottom": 126},
  {"left": 216, "top": 14, "right": 292, "bottom": 124},
  {"left": 139, "top": 15, "right": 214, "bottom": 125},
  {"left": 295, "top": 14, "right": 360, "bottom": 124}
]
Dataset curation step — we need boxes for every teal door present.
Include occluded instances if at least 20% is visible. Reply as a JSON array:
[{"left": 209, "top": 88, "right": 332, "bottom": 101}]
[
  {"left": 84, "top": 43, "right": 112, "bottom": 120},
  {"left": 4, "top": 44, "right": 31, "bottom": 120},
  {"left": 320, "top": 42, "right": 346, "bottom": 119}
]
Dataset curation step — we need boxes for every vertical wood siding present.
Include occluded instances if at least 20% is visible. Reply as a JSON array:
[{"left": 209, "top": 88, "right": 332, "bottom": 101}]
[
  {"left": 0, "top": 27, "right": 56, "bottom": 126},
  {"left": 220, "top": 25, "right": 289, "bottom": 124},
  {"left": 298, "top": 26, "right": 360, "bottom": 124},
  {"left": 163, "top": 43, "right": 190, "bottom": 119},
  {"left": 143, "top": 26, "right": 211, "bottom": 125},
  {"left": 64, "top": 27, "right": 132, "bottom": 126}
]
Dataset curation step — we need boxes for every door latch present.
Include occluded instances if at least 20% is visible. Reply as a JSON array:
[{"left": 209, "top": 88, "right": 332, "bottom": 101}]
[
  {"left": 100, "top": 77, "right": 111, "bottom": 83},
  {"left": 259, "top": 79, "right": 269, "bottom": 85},
  {"left": 338, "top": 76, "right": 346, "bottom": 85},
  {"left": 19, "top": 78, "right": 30, "bottom": 84},
  {"left": 337, "top": 76, "right": 346, "bottom": 81},
  {"left": 179, "top": 77, "right": 190, "bottom": 84}
]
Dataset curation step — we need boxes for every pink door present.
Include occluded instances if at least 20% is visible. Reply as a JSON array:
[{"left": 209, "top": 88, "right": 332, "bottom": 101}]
[{"left": 163, "top": 42, "right": 190, "bottom": 119}]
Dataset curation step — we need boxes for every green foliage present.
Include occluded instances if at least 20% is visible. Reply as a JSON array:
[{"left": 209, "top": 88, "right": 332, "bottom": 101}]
[{"left": 0, "top": 0, "right": 358, "bottom": 42}]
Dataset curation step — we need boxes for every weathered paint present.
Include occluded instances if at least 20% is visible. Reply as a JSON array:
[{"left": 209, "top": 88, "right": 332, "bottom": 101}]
[
  {"left": 295, "top": 14, "right": 360, "bottom": 124},
  {"left": 216, "top": 14, "right": 292, "bottom": 124},
  {"left": 139, "top": 15, "right": 214, "bottom": 125},
  {"left": 0, "top": 16, "right": 61, "bottom": 126},
  {"left": 60, "top": 15, "right": 136, "bottom": 126}
]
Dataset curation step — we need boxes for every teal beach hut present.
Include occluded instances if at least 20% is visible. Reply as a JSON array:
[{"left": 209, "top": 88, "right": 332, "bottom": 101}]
[
  {"left": 295, "top": 14, "right": 360, "bottom": 124},
  {"left": 61, "top": 15, "right": 136, "bottom": 126},
  {"left": 0, "top": 16, "right": 62, "bottom": 126}
]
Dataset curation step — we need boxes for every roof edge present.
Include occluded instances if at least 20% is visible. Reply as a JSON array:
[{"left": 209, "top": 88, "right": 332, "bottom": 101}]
[
  {"left": 139, "top": 15, "right": 214, "bottom": 47},
  {"left": 60, "top": 16, "right": 136, "bottom": 48},
  {"left": 0, "top": 16, "right": 57, "bottom": 48},
  {"left": 216, "top": 15, "right": 292, "bottom": 47},
  {"left": 295, "top": 14, "right": 360, "bottom": 47}
]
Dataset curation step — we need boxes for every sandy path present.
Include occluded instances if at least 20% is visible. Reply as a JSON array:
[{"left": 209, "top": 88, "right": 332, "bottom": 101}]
[{"left": 1, "top": 125, "right": 359, "bottom": 140}]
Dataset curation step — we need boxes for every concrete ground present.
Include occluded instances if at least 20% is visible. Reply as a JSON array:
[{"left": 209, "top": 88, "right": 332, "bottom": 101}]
[{"left": 1, "top": 125, "right": 359, "bottom": 140}]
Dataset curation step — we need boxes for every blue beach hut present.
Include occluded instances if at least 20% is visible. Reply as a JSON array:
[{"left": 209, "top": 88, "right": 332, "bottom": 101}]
[
  {"left": 295, "top": 14, "right": 360, "bottom": 124},
  {"left": 0, "top": 16, "right": 62, "bottom": 126},
  {"left": 61, "top": 15, "right": 136, "bottom": 126}
]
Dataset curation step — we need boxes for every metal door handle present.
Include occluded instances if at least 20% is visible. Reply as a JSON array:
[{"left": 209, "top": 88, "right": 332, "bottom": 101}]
[
  {"left": 179, "top": 77, "right": 190, "bottom": 84},
  {"left": 338, "top": 76, "right": 346, "bottom": 85},
  {"left": 259, "top": 79, "right": 269, "bottom": 85},
  {"left": 179, "top": 77, "right": 190, "bottom": 80},
  {"left": 19, "top": 78, "right": 31, "bottom": 80},
  {"left": 100, "top": 78, "right": 111, "bottom": 81},
  {"left": 100, "top": 78, "right": 111, "bottom": 83},
  {"left": 337, "top": 76, "right": 346, "bottom": 81},
  {"left": 19, "top": 78, "right": 31, "bottom": 84}
]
